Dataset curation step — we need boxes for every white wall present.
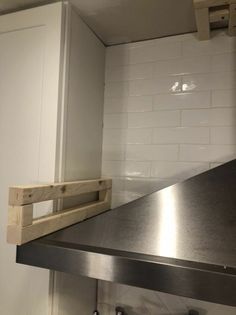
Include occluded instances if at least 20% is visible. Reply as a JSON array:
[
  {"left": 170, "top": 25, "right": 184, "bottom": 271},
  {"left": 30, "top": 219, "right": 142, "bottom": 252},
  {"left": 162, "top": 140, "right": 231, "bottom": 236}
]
[
  {"left": 102, "top": 30, "right": 236, "bottom": 207},
  {"left": 100, "top": 30, "right": 236, "bottom": 314},
  {"left": 0, "top": 3, "right": 63, "bottom": 315}
]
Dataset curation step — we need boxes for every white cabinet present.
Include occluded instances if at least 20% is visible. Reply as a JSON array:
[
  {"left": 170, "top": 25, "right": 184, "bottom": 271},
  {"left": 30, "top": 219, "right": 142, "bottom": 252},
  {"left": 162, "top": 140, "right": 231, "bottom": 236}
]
[{"left": 0, "top": 2, "right": 105, "bottom": 315}]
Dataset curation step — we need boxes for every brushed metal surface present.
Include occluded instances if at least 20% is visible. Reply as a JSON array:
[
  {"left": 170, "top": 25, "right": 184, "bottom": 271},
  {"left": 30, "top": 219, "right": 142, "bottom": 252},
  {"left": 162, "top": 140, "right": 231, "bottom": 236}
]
[{"left": 17, "top": 160, "right": 236, "bottom": 306}]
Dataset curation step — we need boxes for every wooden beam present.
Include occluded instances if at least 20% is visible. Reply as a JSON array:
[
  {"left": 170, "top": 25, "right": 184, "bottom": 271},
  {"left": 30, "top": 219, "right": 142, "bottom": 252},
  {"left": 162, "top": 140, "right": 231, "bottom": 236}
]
[
  {"left": 8, "top": 205, "right": 33, "bottom": 227},
  {"left": 194, "top": 0, "right": 230, "bottom": 9},
  {"left": 7, "top": 178, "right": 112, "bottom": 245},
  {"left": 209, "top": 8, "right": 229, "bottom": 22},
  {"left": 195, "top": 8, "right": 210, "bottom": 40},
  {"left": 229, "top": 3, "right": 236, "bottom": 35},
  {"left": 7, "top": 199, "right": 110, "bottom": 245},
  {"left": 9, "top": 178, "right": 112, "bottom": 206}
]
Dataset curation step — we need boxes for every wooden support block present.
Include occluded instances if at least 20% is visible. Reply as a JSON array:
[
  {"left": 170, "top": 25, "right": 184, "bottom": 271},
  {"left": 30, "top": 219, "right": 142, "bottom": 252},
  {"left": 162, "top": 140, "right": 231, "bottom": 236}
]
[
  {"left": 8, "top": 205, "right": 33, "bottom": 226},
  {"left": 229, "top": 3, "right": 236, "bottom": 35},
  {"left": 194, "top": 0, "right": 230, "bottom": 9},
  {"left": 9, "top": 178, "right": 112, "bottom": 206},
  {"left": 209, "top": 8, "right": 229, "bottom": 22},
  {"left": 195, "top": 8, "right": 210, "bottom": 40},
  {"left": 9, "top": 199, "right": 110, "bottom": 245},
  {"left": 7, "top": 178, "right": 112, "bottom": 245}
]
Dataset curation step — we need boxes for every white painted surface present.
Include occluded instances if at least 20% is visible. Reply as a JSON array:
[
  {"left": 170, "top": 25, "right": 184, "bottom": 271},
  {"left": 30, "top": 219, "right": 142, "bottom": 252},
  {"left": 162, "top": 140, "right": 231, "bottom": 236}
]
[
  {"left": 51, "top": 5, "right": 105, "bottom": 315},
  {"left": 63, "top": 7, "right": 105, "bottom": 181},
  {"left": 0, "top": 0, "right": 197, "bottom": 45},
  {"left": 0, "top": 3, "right": 63, "bottom": 315},
  {"left": 100, "top": 30, "right": 236, "bottom": 313}
]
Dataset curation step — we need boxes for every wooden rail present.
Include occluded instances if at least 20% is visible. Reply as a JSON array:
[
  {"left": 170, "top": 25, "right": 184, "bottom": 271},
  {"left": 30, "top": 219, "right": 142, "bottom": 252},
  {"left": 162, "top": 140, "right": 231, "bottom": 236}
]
[
  {"left": 7, "top": 178, "right": 112, "bottom": 245},
  {"left": 193, "top": 0, "right": 236, "bottom": 40}
]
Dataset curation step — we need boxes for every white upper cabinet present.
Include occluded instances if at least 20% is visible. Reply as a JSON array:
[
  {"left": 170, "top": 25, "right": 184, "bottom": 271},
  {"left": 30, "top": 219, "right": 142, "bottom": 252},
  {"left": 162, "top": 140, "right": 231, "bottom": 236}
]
[{"left": 0, "top": 2, "right": 105, "bottom": 315}]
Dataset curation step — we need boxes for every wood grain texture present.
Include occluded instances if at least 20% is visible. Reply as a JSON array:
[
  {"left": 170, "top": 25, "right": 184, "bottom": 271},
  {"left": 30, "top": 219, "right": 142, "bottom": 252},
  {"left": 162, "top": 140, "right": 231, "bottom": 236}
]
[
  {"left": 9, "top": 178, "right": 112, "bottom": 206},
  {"left": 193, "top": 0, "right": 235, "bottom": 9},
  {"left": 8, "top": 205, "right": 33, "bottom": 227},
  {"left": 229, "top": 3, "right": 236, "bottom": 35},
  {"left": 195, "top": 8, "right": 210, "bottom": 40},
  {"left": 209, "top": 8, "right": 229, "bottom": 22},
  {"left": 7, "top": 179, "right": 112, "bottom": 245},
  {"left": 7, "top": 199, "right": 110, "bottom": 245}
]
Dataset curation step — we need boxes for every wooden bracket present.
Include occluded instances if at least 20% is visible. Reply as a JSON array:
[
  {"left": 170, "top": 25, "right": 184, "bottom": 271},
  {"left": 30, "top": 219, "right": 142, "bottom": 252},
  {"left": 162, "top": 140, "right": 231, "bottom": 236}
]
[
  {"left": 7, "top": 178, "right": 112, "bottom": 245},
  {"left": 193, "top": 0, "right": 236, "bottom": 40}
]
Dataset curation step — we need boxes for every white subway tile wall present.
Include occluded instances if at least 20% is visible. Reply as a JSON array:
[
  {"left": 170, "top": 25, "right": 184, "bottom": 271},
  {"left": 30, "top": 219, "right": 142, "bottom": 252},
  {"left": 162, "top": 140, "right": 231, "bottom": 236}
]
[
  {"left": 98, "top": 281, "right": 236, "bottom": 315},
  {"left": 102, "top": 30, "right": 236, "bottom": 208},
  {"left": 101, "top": 30, "right": 236, "bottom": 315}
]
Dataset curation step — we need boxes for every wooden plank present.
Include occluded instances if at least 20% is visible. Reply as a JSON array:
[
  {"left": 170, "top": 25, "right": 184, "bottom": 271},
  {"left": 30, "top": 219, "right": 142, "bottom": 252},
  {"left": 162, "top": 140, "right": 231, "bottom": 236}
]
[
  {"left": 194, "top": 0, "right": 230, "bottom": 9},
  {"left": 8, "top": 205, "right": 33, "bottom": 227},
  {"left": 9, "top": 178, "right": 112, "bottom": 206},
  {"left": 7, "top": 198, "right": 111, "bottom": 245},
  {"left": 195, "top": 8, "right": 210, "bottom": 40},
  {"left": 209, "top": 8, "right": 229, "bottom": 22},
  {"left": 229, "top": 3, "right": 236, "bottom": 35}
]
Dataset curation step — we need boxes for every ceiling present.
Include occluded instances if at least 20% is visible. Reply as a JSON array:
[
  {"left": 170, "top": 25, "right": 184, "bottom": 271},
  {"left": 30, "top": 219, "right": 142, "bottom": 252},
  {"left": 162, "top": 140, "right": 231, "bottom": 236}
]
[{"left": 0, "top": 0, "right": 197, "bottom": 45}]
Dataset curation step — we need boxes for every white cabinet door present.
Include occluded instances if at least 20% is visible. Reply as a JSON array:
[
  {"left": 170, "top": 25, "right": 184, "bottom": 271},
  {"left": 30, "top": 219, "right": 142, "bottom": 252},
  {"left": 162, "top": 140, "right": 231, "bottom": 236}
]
[{"left": 0, "top": 3, "right": 63, "bottom": 315}]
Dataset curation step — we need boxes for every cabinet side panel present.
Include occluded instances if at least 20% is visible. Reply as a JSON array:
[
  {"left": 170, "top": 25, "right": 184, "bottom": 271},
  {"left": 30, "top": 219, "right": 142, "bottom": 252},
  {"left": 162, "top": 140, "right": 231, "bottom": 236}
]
[
  {"left": 64, "top": 8, "right": 105, "bottom": 181},
  {"left": 52, "top": 6, "right": 105, "bottom": 315}
]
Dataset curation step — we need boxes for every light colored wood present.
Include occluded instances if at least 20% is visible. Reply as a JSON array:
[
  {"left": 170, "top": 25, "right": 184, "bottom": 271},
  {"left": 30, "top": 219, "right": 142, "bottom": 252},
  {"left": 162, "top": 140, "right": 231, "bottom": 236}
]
[
  {"left": 194, "top": 0, "right": 236, "bottom": 39},
  {"left": 8, "top": 205, "right": 33, "bottom": 227},
  {"left": 193, "top": 0, "right": 232, "bottom": 9},
  {"left": 209, "top": 8, "right": 229, "bottom": 22},
  {"left": 7, "top": 198, "right": 110, "bottom": 245},
  {"left": 195, "top": 8, "right": 210, "bottom": 40},
  {"left": 7, "top": 178, "right": 112, "bottom": 245},
  {"left": 229, "top": 3, "right": 236, "bottom": 35},
  {"left": 9, "top": 178, "right": 112, "bottom": 206}
]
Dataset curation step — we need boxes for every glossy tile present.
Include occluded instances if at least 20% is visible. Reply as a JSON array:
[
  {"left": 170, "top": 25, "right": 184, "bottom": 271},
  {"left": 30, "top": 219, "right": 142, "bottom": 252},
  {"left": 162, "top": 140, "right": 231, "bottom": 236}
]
[
  {"left": 105, "top": 81, "right": 130, "bottom": 98},
  {"left": 106, "top": 45, "right": 130, "bottom": 67},
  {"left": 211, "top": 127, "right": 236, "bottom": 144},
  {"left": 211, "top": 89, "right": 236, "bottom": 108},
  {"left": 182, "top": 72, "right": 236, "bottom": 91},
  {"left": 183, "top": 33, "right": 236, "bottom": 57},
  {"left": 210, "top": 108, "right": 236, "bottom": 126},
  {"left": 153, "top": 91, "right": 211, "bottom": 110},
  {"left": 182, "top": 108, "right": 236, "bottom": 126},
  {"left": 102, "top": 160, "right": 151, "bottom": 178},
  {"left": 103, "top": 129, "right": 127, "bottom": 145},
  {"left": 103, "top": 113, "right": 128, "bottom": 129},
  {"left": 182, "top": 109, "right": 210, "bottom": 126},
  {"left": 129, "top": 42, "right": 156, "bottom": 64},
  {"left": 155, "top": 56, "right": 211, "bottom": 76},
  {"left": 211, "top": 53, "right": 236, "bottom": 73},
  {"left": 101, "top": 31, "right": 236, "bottom": 315},
  {"left": 153, "top": 127, "right": 209, "bottom": 144},
  {"left": 154, "top": 41, "right": 182, "bottom": 60},
  {"left": 129, "top": 76, "right": 182, "bottom": 96},
  {"left": 126, "top": 128, "right": 152, "bottom": 144},
  {"left": 104, "top": 96, "right": 153, "bottom": 113},
  {"left": 128, "top": 111, "right": 181, "bottom": 128},
  {"left": 180, "top": 144, "right": 236, "bottom": 162},
  {"left": 123, "top": 177, "right": 172, "bottom": 195},
  {"left": 105, "top": 63, "right": 154, "bottom": 82},
  {"left": 151, "top": 161, "right": 209, "bottom": 179},
  {"left": 103, "top": 128, "right": 152, "bottom": 145},
  {"left": 126, "top": 144, "right": 178, "bottom": 161},
  {"left": 102, "top": 144, "right": 126, "bottom": 161}
]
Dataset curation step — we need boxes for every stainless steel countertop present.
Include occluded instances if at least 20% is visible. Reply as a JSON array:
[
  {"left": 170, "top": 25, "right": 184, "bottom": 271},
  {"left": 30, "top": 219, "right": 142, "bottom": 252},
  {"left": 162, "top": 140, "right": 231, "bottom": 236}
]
[{"left": 17, "top": 160, "right": 236, "bottom": 306}]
